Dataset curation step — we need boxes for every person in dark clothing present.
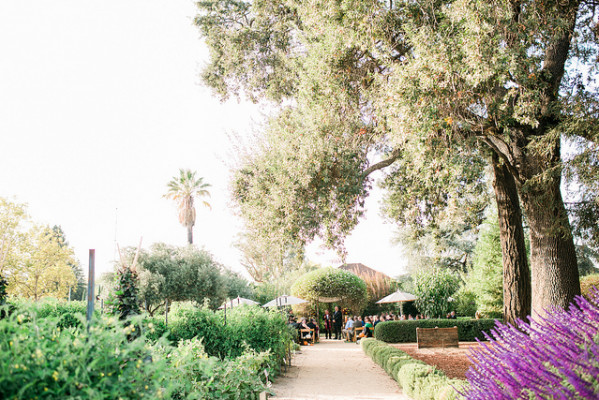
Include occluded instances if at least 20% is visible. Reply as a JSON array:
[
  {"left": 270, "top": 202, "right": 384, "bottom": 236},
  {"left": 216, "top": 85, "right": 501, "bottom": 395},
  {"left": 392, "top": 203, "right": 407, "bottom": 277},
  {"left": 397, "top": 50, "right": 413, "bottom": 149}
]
[
  {"left": 323, "top": 309, "right": 333, "bottom": 339},
  {"left": 333, "top": 306, "right": 343, "bottom": 340}
]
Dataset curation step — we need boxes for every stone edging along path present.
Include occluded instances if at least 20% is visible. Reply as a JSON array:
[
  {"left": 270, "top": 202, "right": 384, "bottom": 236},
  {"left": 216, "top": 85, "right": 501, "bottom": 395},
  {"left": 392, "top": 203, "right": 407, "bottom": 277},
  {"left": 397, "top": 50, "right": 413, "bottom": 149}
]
[{"left": 268, "top": 339, "right": 411, "bottom": 400}]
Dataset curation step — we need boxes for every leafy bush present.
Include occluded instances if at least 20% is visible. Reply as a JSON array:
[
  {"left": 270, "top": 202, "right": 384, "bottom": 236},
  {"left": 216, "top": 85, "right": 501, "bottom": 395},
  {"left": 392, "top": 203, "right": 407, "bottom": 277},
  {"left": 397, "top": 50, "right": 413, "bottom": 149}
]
[
  {"left": 0, "top": 311, "right": 173, "bottom": 399},
  {"left": 375, "top": 319, "right": 496, "bottom": 343},
  {"left": 151, "top": 304, "right": 291, "bottom": 377},
  {"left": 361, "top": 338, "right": 464, "bottom": 400},
  {"left": 110, "top": 266, "right": 141, "bottom": 319},
  {"left": 413, "top": 268, "right": 461, "bottom": 318},
  {"left": 461, "top": 217, "right": 504, "bottom": 318},
  {"left": 454, "top": 288, "right": 478, "bottom": 317},
  {"left": 0, "top": 306, "right": 272, "bottom": 400},
  {"left": 464, "top": 291, "right": 599, "bottom": 399},
  {"left": 291, "top": 267, "right": 368, "bottom": 313},
  {"left": 8, "top": 299, "right": 96, "bottom": 328}
]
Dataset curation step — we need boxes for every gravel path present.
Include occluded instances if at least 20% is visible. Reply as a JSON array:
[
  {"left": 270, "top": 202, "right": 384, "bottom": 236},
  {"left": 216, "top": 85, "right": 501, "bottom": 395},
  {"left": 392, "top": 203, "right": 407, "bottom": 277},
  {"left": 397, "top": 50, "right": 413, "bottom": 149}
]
[{"left": 269, "top": 339, "right": 410, "bottom": 400}]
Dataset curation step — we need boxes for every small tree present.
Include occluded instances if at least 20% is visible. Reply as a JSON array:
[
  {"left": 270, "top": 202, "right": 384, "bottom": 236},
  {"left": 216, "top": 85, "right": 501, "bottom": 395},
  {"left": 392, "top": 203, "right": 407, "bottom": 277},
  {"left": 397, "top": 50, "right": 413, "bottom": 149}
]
[
  {"left": 413, "top": 268, "right": 461, "bottom": 318},
  {"left": 291, "top": 267, "right": 368, "bottom": 314},
  {"left": 463, "top": 217, "right": 504, "bottom": 318},
  {"left": 111, "top": 243, "right": 141, "bottom": 320},
  {"left": 137, "top": 244, "right": 227, "bottom": 314}
]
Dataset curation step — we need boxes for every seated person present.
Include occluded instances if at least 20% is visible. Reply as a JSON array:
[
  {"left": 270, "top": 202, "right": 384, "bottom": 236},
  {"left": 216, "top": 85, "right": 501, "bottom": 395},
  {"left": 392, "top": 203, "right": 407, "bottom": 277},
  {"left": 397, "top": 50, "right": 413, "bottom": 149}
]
[
  {"left": 342, "top": 316, "right": 354, "bottom": 341},
  {"left": 356, "top": 317, "right": 374, "bottom": 343},
  {"left": 299, "top": 318, "right": 312, "bottom": 344}
]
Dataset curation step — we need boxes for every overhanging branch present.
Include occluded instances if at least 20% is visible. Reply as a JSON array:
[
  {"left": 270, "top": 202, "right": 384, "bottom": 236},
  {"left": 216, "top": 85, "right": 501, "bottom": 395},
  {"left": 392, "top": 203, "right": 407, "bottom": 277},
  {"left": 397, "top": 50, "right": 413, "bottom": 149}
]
[{"left": 362, "top": 148, "right": 402, "bottom": 178}]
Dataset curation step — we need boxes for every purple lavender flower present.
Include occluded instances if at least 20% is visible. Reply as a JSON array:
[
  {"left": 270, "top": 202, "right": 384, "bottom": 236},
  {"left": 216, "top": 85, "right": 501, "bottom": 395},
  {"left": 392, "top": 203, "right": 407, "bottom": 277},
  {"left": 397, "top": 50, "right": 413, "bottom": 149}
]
[{"left": 463, "top": 290, "right": 599, "bottom": 399}]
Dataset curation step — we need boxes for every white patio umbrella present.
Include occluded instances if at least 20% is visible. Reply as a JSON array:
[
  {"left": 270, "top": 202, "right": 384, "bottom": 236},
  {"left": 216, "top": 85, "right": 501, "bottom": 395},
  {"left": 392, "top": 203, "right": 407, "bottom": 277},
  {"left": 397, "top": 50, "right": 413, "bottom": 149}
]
[
  {"left": 218, "top": 296, "right": 260, "bottom": 309},
  {"left": 262, "top": 294, "right": 307, "bottom": 308},
  {"left": 376, "top": 290, "right": 417, "bottom": 304}
]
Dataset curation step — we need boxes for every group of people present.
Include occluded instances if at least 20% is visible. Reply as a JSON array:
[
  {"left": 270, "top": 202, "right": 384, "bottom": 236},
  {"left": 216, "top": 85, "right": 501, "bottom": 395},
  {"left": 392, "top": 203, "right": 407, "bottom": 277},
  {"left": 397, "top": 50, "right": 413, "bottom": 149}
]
[
  {"left": 288, "top": 316, "right": 319, "bottom": 344},
  {"left": 288, "top": 306, "right": 462, "bottom": 345}
]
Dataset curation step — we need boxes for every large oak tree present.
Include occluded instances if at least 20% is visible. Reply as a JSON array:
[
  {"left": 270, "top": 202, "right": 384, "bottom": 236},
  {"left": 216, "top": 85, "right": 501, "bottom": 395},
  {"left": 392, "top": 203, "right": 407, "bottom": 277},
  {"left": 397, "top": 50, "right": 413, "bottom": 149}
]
[{"left": 196, "top": 0, "right": 598, "bottom": 317}]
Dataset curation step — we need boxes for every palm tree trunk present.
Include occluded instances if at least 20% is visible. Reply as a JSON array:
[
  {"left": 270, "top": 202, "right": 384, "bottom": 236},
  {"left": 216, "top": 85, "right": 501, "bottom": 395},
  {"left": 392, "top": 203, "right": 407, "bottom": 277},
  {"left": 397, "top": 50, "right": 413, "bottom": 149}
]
[{"left": 187, "top": 225, "right": 193, "bottom": 245}]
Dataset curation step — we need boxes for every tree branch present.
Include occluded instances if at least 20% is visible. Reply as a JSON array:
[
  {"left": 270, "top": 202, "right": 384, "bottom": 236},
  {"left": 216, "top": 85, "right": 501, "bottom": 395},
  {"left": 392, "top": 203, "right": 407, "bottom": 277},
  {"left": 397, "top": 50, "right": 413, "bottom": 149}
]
[{"left": 362, "top": 148, "right": 402, "bottom": 178}]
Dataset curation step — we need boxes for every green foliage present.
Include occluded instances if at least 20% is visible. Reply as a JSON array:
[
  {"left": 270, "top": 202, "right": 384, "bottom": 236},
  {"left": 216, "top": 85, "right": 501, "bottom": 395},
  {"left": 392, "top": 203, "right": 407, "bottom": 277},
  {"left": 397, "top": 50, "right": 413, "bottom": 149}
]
[
  {"left": 361, "top": 338, "right": 466, "bottom": 399},
  {"left": 0, "top": 272, "right": 7, "bottom": 305},
  {"left": 137, "top": 244, "right": 242, "bottom": 315},
  {"left": 154, "top": 304, "right": 291, "bottom": 376},
  {"left": 0, "top": 312, "right": 173, "bottom": 399},
  {"left": 163, "top": 169, "right": 211, "bottom": 245},
  {"left": 252, "top": 262, "right": 319, "bottom": 305},
  {"left": 413, "top": 268, "right": 461, "bottom": 318},
  {"left": 111, "top": 267, "right": 140, "bottom": 320},
  {"left": 454, "top": 288, "right": 478, "bottom": 317},
  {"left": 21, "top": 300, "right": 90, "bottom": 329},
  {"left": 291, "top": 267, "right": 368, "bottom": 313},
  {"left": 462, "top": 217, "right": 504, "bottom": 318},
  {"left": 196, "top": 0, "right": 598, "bottom": 316},
  {"left": 0, "top": 302, "right": 284, "bottom": 399},
  {"left": 152, "top": 338, "right": 271, "bottom": 400},
  {"left": 374, "top": 319, "right": 496, "bottom": 343},
  {"left": 51, "top": 226, "right": 86, "bottom": 301}
]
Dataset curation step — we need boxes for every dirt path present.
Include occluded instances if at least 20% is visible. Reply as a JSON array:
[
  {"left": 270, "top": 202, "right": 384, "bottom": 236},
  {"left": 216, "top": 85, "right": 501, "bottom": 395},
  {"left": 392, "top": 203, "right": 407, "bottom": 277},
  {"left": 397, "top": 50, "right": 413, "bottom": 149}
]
[{"left": 269, "top": 339, "right": 410, "bottom": 400}]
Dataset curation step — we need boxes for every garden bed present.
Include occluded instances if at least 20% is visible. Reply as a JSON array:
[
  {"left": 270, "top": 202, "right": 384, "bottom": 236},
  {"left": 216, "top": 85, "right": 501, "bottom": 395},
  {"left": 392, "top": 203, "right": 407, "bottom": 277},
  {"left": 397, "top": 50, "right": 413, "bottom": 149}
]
[{"left": 390, "top": 342, "right": 480, "bottom": 379}]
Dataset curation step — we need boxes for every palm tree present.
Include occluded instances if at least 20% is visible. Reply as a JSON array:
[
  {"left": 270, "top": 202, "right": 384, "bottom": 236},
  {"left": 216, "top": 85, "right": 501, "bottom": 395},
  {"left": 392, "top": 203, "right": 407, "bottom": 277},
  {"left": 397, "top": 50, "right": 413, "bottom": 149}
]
[{"left": 163, "top": 169, "right": 211, "bottom": 244}]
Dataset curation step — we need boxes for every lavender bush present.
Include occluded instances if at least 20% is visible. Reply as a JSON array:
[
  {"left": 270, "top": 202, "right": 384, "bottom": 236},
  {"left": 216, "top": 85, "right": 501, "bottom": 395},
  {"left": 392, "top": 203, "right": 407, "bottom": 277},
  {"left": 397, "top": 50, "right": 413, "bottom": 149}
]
[{"left": 464, "top": 290, "right": 599, "bottom": 399}]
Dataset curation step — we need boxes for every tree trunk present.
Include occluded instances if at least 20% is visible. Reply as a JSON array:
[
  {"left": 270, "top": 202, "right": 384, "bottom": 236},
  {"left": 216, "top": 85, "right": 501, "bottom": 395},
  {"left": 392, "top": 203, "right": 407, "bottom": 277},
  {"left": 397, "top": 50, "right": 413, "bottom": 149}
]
[
  {"left": 520, "top": 173, "right": 580, "bottom": 314},
  {"left": 492, "top": 153, "right": 531, "bottom": 325},
  {"left": 187, "top": 225, "right": 193, "bottom": 245}
]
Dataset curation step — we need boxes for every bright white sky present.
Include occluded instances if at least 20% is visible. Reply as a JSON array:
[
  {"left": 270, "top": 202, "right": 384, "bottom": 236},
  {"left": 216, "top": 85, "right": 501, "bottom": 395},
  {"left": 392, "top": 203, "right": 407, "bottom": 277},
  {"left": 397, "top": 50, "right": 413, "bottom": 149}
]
[{"left": 0, "top": 1, "right": 407, "bottom": 279}]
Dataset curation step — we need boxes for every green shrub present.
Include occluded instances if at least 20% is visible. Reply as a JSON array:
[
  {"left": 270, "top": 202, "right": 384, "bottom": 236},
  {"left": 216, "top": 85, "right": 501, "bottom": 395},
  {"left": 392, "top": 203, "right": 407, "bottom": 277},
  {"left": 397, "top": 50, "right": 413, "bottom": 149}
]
[
  {"left": 0, "top": 308, "right": 273, "bottom": 399},
  {"left": 153, "top": 304, "right": 291, "bottom": 378},
  {"left": 291, "top": 267, "right": 368, "bottom": 314},
  {"left": 375, "top": 318, "right": 496, "bottom": 343},
  {"left": 0, "top": 312, "right": 174, "bottom": 399},
  {"left": 361, "top": 338, "right": 466, "bottom": 400}
]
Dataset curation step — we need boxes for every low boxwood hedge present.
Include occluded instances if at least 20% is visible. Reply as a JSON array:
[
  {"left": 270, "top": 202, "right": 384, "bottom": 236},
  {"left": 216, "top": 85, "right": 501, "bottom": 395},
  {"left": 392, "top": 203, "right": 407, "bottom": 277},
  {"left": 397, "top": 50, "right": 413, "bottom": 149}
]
[
  {"left": 361, "top": 338, "right": 466, "bottom": 400},
  {"left": 374, "top": 318, "right": 496, "bottom": 343}
]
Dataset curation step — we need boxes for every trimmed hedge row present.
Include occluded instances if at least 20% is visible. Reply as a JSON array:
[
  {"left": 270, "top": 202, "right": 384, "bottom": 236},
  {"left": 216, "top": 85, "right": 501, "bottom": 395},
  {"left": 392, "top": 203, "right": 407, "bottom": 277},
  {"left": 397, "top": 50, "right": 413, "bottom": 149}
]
[
  {"left": 374, "top": 319, "right": 496, "bottom": 343},
  {"left": 361, "top": 338, "right": 467, "bottom": 400}
]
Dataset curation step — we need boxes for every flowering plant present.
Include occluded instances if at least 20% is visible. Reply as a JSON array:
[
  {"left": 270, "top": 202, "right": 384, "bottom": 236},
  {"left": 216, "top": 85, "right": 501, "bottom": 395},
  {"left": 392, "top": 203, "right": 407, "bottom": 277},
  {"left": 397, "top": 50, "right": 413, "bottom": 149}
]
[
  {"left": 342, "top": 307, "right": 350, "bottom": 315},
  {"left": 464, "top": 289, "right": 599, "bottom": 399}
]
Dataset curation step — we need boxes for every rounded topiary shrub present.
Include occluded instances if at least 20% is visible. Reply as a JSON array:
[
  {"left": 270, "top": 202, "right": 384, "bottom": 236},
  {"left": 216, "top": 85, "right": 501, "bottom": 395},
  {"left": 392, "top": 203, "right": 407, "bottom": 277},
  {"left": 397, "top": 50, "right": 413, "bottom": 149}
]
[{"left": 291, "top": 267, "right": 368, "bottom": 314}]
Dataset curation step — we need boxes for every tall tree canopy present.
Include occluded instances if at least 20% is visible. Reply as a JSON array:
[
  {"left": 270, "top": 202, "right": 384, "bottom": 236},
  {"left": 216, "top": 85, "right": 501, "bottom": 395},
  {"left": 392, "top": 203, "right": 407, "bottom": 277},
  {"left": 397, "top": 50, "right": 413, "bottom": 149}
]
[
  {"left": 196, "top": 0, "right": 599, "bottom": 316},
  {"left": 164, "top": 169, "right": 211, "bottom": 244}
]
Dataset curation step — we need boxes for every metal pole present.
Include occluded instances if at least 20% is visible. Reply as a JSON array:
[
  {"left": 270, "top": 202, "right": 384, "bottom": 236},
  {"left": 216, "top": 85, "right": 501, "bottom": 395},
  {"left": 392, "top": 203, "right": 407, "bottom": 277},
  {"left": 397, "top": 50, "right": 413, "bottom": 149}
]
[
  {"left": 86, "top": 249, "right": 95, "bottom": 323},
  {"left": 165, "top": 298, "right": 169, "bottom": 327},
  {"left": 68, "top": 286, "right": 71, "bottom": 303}
]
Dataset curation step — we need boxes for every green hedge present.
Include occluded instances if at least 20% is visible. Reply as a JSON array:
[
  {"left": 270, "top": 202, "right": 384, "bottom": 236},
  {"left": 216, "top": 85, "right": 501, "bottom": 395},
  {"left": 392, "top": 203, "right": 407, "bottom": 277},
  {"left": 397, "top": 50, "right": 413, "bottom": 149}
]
[
  {"left": 361, "top": 338, "right": 467, "bottom": 400},
  {"left": 374, "top": 319, "right": 496, "bottom": 343}
]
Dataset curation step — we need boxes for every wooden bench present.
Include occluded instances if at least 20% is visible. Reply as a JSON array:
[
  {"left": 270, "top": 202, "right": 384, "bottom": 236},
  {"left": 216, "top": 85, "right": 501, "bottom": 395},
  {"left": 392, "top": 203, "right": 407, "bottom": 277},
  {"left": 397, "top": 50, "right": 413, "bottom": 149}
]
[
  {"left": 352, "top": 326, "right": 374, "bottom": 342},
  {"left": 299, "top": 328, "right": 315, "bottom": 345},
  {"left": 416, "top": 326, "right": 459, "bottom": 349}
]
